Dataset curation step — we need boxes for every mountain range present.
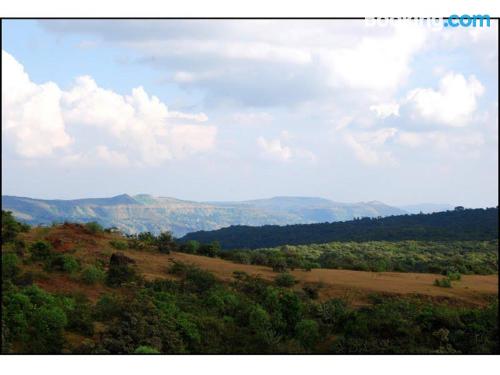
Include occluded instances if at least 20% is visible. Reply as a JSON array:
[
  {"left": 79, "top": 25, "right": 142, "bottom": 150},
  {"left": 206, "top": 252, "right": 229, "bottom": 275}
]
[{"left": 0, "top": 194, "right": 429, "bottom": 237}]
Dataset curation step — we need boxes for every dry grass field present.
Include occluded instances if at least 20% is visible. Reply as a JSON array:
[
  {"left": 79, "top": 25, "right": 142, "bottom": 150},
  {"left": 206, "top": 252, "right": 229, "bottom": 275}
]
[{"left": 16, "top": 224, "right": 497, "bottom": 307}]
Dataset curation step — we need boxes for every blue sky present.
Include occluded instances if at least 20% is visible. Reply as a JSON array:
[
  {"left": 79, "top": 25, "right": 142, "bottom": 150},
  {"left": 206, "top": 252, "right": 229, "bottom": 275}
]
[{"left": 2, "top": 19, "right": 498, "bottom": 207}]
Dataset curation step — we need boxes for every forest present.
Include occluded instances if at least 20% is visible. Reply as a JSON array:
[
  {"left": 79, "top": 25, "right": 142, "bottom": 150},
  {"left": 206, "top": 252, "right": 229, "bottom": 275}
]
[
  {"left": 181, "top": 207, "right": 499, "bottom": 249},
  {"left": 218, "top": 240, "right": 498, "bottom": 275}
]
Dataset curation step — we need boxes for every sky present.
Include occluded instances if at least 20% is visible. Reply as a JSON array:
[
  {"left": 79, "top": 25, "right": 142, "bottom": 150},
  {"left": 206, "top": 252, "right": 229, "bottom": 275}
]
[{"left": 1, "top": 19, "right": 498, "bottom": 207}]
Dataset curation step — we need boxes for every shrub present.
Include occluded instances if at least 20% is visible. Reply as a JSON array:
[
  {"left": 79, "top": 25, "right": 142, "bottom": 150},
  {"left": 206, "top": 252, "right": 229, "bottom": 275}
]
[
  {"left": 434, "top": 277, "right": 452, "bottom": 288},
  {"left": 270, "top": 258, "right": 288, "bottom": 273},
  {"left": 180, "top": 240, "right": 200, "bottom": 254},
  {"left": 134, "top": 345, "right": 160, "bottom": 354},
  {"left": 295, "top": 319, "right": 320, "bottom": 349},
  {"left": 2, "top": 211, "right": 30, "bottom": 244},
  {"left": 84, "top": 221, "right": 103, "bottom": 234},
  {"left": 302, "top": 283, "right": 320, "bottom": 299},
  {"left": 138, "top": 232, "right": 156, "bottom": 244},
  {"left": 29, "top": 241, "right": 53, "bottom": 261},
  {"left": 2, "top": 253, "right": 20, "bottom": 281},
  {"left": 274, "top": 273, "right": 296, "bottom": 288},
  {"left": 198, "top": 241, "right": 221, "bottom": 257},
  {"left": 81, "top": 265, "right": 106, "bottom": 284},
  {"left": 447, "top": 271, "right": 461, "bottom": 281},
  {"left": 109, "top": 240, "right": 127, "bottom": 250},
  {"left": 106, "top": 254, "right": 137, "bottom": 287},
  {"left": 156, "top": 231, "right": 176, "bottom": 254},
  {"left": 44, "top": 254, "right": 80, "bottom": 274}
]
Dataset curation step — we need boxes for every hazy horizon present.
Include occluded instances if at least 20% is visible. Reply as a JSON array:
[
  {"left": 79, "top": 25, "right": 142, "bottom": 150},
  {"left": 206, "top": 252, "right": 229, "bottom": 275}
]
[{"left": 2, "top": 20, "right": 498, "bottom": 208}]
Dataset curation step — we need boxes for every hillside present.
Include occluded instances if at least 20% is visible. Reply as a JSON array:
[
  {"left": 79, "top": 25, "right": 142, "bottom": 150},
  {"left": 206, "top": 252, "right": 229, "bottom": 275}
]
[
  {"left": 2, "top": 194, "right": 406, "bottom": 237},
  {"left": 181, "top": 207, "right": 499, "bottom": 249},
  {"left": 2, "top": 215, "right": 498, "bottom": 354}
]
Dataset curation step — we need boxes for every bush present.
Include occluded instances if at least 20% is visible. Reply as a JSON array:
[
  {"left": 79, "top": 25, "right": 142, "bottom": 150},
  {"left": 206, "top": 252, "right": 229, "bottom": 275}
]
[
  {"left": 2, "top": 253, "right": 20, "bottom": 281},
  {"left": 295, "top": 319, "right": 320, "bottom": 349},
  {"left": 447, "top": 271, "right": 461, "bottom": 281},
  {"left": 2, "top": 211, "right": 30, "bottom": 244},
  {"left": 29, "top": 241, "right": 53, "bottom": 261},
  {"left": 62, "top": 256, "right": 80, "bottom": 273},
  {"left": 106, "top": 254, "right": 137, "bottom": 287},
  {"left": 274, "top": 273, "right": 296, "bottom": 287},
  {"left": 180, "top": 240, "right": 200, "bottom": 254},
  {"left": 434, "top": 277, "right": 452, "bottom": 288},
  {"left": 198, "top": 241, "right": 221, "bottom": 257},
  {"left": 84, "top": 221, "right": 103, "bottom": 234},
  {"left": 109, "top": 240, "right": 127, "bottom": 250},
  {"left": 270, "top": 258, "right": 288, "bottom": 273},
  {"left": 44, "top": 254, "right": 80, "bottom": 274},
  {"left": 81, "top": 265, "right": 106, "bottom": 284},
  {"left": 134, "top": 345, "right": 160, "bottom": 354},
  {"left": 156, "top": 231, "right": 176, "bottom": 253},
  {"left": 302, "top": 283, "right": 320, "bottom": 299}
]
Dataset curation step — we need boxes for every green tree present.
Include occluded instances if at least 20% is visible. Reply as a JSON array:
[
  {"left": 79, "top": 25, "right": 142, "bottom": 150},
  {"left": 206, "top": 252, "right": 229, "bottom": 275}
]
[{"left": 295, "top": 319, "right": 319, "bottom": 349}]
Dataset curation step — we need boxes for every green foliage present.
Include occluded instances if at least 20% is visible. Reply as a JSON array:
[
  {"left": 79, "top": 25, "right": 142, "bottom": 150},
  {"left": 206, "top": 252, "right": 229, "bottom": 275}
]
[
  {"left": 2, "top": 285, "right": 68, "bottom": 353},
  {"left": 109, "top": 240, "right": 127, "bottom": 250},
  {"left": 29, "top": 241, "right": 53, "bottom": 261},
  {"left": 84, "top": 221, "right": 104, "bottom": 234},
  {"left": 106, "top": 253, "right": 138, "bottom": 287},
  {"left": 44, "top": 254, "right": 80, "bottom": 274},
  {"left": 198, "top": 241, "right": 221, "bottom": 257},
  {"left": 274, "top": 273, "right": 296, "bottom": 287},
  {"left": 447, "top": 271, "right": 461, "bottom": 281},
  {"left": 179, "top": 240, "right": 200, "bottom": 254},
  {"left": 2, "top": 253, "right": 20, "bottom": 281},
  {"left": 134, "top": 345, "right": 160, "bottom": 354},
  {"left": 2, "top": 210, "right": 30, "bottom": 244},
  {"left": 156, "top": 231, "right": 176, "bottom": 254},
  {"left": 81, "top": 265, "right": 106, "bottom": 284},
  {"left": 434, "top": 277, "right": 452, "bottom": 288},
  {"left": 295, "top": 319, "right": 319, "bottom": 349},
  {"left": 2, "top": 258, "right": 498, "bottom": 354},
  {"left": 222, "top": 240, "right": 498, "bottom": 275},
  {"left": 182, "top": 207, "right": 499, "bottom": 249}
]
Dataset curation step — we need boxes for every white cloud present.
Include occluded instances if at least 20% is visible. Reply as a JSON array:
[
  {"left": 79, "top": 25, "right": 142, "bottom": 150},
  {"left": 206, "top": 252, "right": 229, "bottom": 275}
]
[
  {"left": 323, "top": 23, "right": 428, "bottom": 92},
  {"left": 2, "top": 50, "right": 216, "bottom": 165},
  {"left": 344, "top": 128, "right": 398, "bottom": 166},
  {"left": 2, "top": 50, "right": 72, "bottom": 157},
  {"left": 257, "top": 134, "right": 316, "bottom": 163},
  {"left": 370, "top": 102, "right": 400, "bottom": 118},
  {"left": 257, "top": 136, "right": 292, "bottom": 161},
  {"left": 405, "top": 72, "right": 485, "bottom": 127}
]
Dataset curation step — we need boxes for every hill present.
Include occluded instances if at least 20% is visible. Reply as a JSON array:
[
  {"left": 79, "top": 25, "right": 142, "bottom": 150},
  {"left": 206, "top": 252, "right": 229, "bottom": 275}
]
[
  {"left": 2, "top": 194, "right": 406, "bottom": 237},
  {"left": 2, "top": 213, "right": 498, "bottom": 354},
  {"left": 181, "top": 207, "right": 499, "bottom": 249}
]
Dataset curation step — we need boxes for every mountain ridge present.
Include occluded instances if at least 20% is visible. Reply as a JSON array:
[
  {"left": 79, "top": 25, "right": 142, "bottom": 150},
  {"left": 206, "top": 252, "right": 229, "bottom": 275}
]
[{"left": 2, "top": 193, "right": 414, "bottom": 236}]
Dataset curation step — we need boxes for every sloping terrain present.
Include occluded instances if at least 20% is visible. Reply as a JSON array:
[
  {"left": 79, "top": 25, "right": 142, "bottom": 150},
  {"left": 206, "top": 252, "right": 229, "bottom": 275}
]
[
  {"left": 16, "top": 224, "right": 498, "bottom": 306},
  {"left": 2, "top": 194, "right": 406, "bottom": 236}
]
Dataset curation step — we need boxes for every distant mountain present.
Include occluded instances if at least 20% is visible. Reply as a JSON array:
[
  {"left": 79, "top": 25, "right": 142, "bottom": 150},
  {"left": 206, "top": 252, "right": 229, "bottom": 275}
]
[
  {"left": 2, "top": 194, "right": 406, "bottom": 237},
  {"left": 399, "top": 203, "right": 454, "bottom": 214},
  {"left": 181, "top": 207, "right": 499, "bottom": 250}
]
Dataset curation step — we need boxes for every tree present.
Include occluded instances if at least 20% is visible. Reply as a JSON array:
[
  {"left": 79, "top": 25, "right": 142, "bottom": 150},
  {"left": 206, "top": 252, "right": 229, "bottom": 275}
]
[
  {"left": 198, "top": 241, "right": 220, "bottom": 257},
  {"left": 274, "top": 273, "right": 296, "bottom": 287},
  {"left": 29, "top": 241, "right": 53, "bottom": 261},
  {"left": 2, "top": 211, "right": 29, "bottom": 244},
  {"left": 295, "top": 319, "right": 319, "bottom": 349},
  {"left": 2, "top": 253, "right": 20, "bottom": 281},
  {"left": 156, "top": 231, "right": 176, "bottom": 254},
  {"left": 106, "top": 253, "right": 137, "bottom": 287}
]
